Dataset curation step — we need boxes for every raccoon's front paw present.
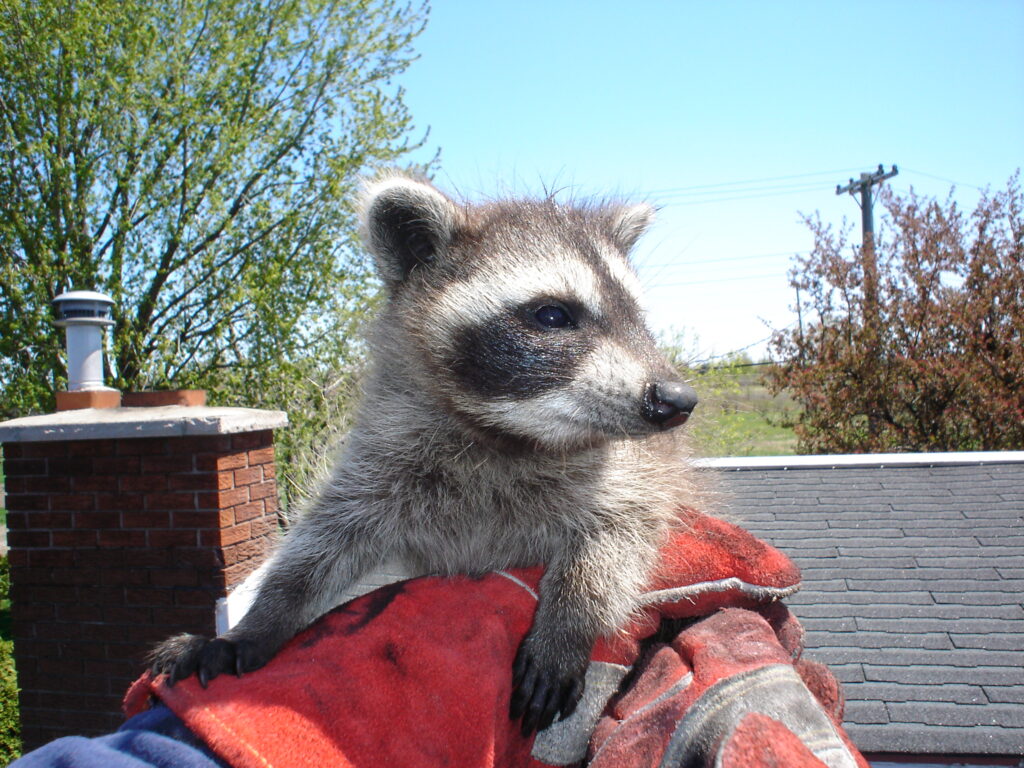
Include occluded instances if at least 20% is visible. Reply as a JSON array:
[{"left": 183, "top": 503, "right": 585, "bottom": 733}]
[
  {"left": 509, "top": 638, "right": 587, "bottom": 736},
  {"left": 148, "top": 633, "right": 272, "bottom": 688}
]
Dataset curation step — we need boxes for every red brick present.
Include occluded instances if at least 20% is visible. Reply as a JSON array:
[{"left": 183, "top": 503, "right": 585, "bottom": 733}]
[
  {"left": 159, "top": 606, "right": 216, "bottom": 627},
  {"left": 224, "top": 560, "right": 264, "bottom": 586},
  {"left": 218, "top": 523, "right": 252, "bottom": 546},
  {"left": 232, "top": 467, "right": 262, "bottom": 487},
  {"left": 119, "top": 474, "right": 167, "bottom": 493},
  {"left": 8, "top": 530, "right": 52, "bottom": 548},
  {"left": 10, "top": 567, "right": 54, "bottom": 586},
  {"left": 83, "top": 585, "right": 126, "bottom": 605},
  {"left": 264, "top": 495, "right": 279, "bottom": 516},
  {"left": 234, "top": 500, "right": 266, "bottom": 524},
  {"left": 17, "top": 442, "right": 69, "bottom": 458},
  {"left": 174, "top": 588, "right": 223, "bottom": 606},
  {"left": 100, "top": 567, "right": 151, "bottom": 587},
  {"left": 68, "top": 439, "right": 116, "bottom": 457},
  {"left": 51, "top": 530, "right": 99, "bottom": 548},
  {"left": 7, "top": 549, "right": 29, "bottom": 566},
  {"left": 250, "top": 517, "right": 279, "bottom": 538},
  {"left": 4, "top": 511, "right": 29, "bottom": 529},
  {"left": 198, "top": 452, "right": 247, "bottom": 472},
  {"left": 11, "top": 636, "right": 60, "bottom": 657},
  {"left": 56, "top": 603, "right": 103, "bottom": 622},
  {"left": 115, "top": 437, "right": 169, "bottom": 456},
  {"left": 47, "top": 457, "right": 94, "bottom": 475},
  {"left": 149, "top": 569, "right": 199, "bottom": 588},
  {"left": 171, "top": 435, "right": 233, "bottom": 454},
  {"left": 25, "top": 511, "right": 75, "bottom": 529},
  {"left": 125, "top": 587, "right": 175, "bottom": 606},
  {"left": 51, "top": 567, "right": 102, "bottom": 585},
  {"left": 74, "top": 511, "right": 122, "bottom": 529},
  {"left": 101, "top": 605, "right": 152, "bottom": 625},
  {"left": 35, "top": 657, "right": 84, "bottom": 676},
  {"left": 93, "top": 455, "right": 140, "bottom": 475},
  {"left": 231, "top": 431, "right": 272, "bottom": 451},
  {"left": 6, "top": 494, "right": 50, "bottom": 512},
  {"left": 3, "top": 457, "right": 47, "bottom": 476},
  {"left": 19, "top": 585, "right": 79, "bottom": 604},
  {"left": 69, "top": 475, "right": 117, "bottom": 493},
  {"left": 50, "top": 494, "right": 96, "bottom": 512},
  {"left": 127, "top": 548, "right": 170, "bottom": 567},
  {"left": 173, "top": 548, "right": 222, "bottom": 569},
  {"left": 74, "top": 548, "right": 126, "bottom": 568},
  {"left": 39, "top": 621, "right": 126, "bottom": 642},
  {"left": 93, "top": 493, "right": 145, "bottom": 512},
  {"left": 122, "top": 510, "right": 171, "bottom": 529},
  {"left": 223, "top": 537, "right": 272, "bottom": 565},
  {"left": 171, "top": 510, "right": 218, "bottom": 529},
  {"left": 19, "top": 476, "right": 71, "bottom": 493},
  {"left": 3, "top": 476, "right": 25, "bottom": 494},
  {"left": 147, "top": 529, "right": 199, "bottom": 547},
  {"left": 83, "top": 658, "right": 137, "bottom": 678},
  {"left": 98, "top": 529, "right": 147, "bottom": 547},
  {"left": 14, "top": 603, "right": 55, "bottom": 622},
  {"left": 140, "top": 455, "right": 195, "bottom": 475},
  {"left": 247, "top": 446, "right": 275, "bottom": 466},
  {"left": 144, "top": 492, "right": 196, "bottom": 511},
  {"left": 218, "top": 486, "right": 250, "bottom": 508},
  {"left": 168, "top": 472, "right": 223, "bottom": 492},
  {"left": 249, "top": 481, "right": 277, "bottom": 502},
  {"left": 31, "top": 549, "right": 85, "bottom": 568}
]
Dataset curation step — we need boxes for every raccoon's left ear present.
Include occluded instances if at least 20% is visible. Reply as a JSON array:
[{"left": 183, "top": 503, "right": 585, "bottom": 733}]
[
  {"left": 359, "top": 174, "right": 462, "bottom": 285},
  {"left": 607, "top": 203, "right": 656, "bottom": 253}
]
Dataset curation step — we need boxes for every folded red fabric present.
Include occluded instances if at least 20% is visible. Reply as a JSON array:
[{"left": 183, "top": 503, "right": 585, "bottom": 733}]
[{"left": 124, "top": 509, "right": 866, "bottom": 768}]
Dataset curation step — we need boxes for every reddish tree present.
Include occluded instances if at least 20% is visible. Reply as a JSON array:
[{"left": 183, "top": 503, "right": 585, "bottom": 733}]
[{"left": 766, "top": 174, "right": 1023, "bottom": 454}]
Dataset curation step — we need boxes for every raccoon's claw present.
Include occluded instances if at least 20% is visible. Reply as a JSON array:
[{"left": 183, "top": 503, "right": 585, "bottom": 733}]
[
  {"left": 149, "top": 634, "right": 269, "bottom": 688},
  {"left": 510, "top": 642, "right": 586, "bottom": 736}
]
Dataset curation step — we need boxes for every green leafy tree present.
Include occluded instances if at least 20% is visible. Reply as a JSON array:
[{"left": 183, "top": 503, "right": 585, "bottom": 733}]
[
  {"left": 0, "top": 0, "right": 427, "bottom": 415},
  {"left": 1, "top": 0, "right": 430, "bottom": 506},
  {"left": 766, "top": 175, "right": 1024, "bottom": 453}
]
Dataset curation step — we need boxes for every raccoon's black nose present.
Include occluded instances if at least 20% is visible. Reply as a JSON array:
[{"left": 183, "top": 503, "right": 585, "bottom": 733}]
[{"left": 643, "top": 381, "right": 698, "bottom": 429}]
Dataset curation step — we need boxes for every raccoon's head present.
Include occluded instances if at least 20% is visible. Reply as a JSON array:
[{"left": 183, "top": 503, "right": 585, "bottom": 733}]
[{"left": 359, "top": 172, "right": 697, "bottom": 452}]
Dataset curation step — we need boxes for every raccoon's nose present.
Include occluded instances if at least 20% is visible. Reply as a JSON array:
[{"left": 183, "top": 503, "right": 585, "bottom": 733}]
[{"left": 643, "top": 381, "right": 698, "bottom": 428}]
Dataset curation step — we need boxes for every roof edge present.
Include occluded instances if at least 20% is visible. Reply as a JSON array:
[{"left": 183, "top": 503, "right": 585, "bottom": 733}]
[{"left": 697, "top": 450, "right": 1024, "bottom": 471}]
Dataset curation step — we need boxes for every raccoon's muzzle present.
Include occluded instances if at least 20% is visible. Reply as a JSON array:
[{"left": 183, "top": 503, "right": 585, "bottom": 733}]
[{"left": 643, "top": 381, "right": 698, "bottom": 429}]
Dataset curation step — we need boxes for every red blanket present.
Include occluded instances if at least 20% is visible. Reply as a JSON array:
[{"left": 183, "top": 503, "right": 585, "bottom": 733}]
[{"left": 125, "top": 510, "right": 868, "bottom": 768}]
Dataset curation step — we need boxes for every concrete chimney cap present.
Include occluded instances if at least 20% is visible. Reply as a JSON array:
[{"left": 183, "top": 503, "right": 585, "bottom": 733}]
[{"left": 53, "top": 290, "right": 115, "bottom": 327}]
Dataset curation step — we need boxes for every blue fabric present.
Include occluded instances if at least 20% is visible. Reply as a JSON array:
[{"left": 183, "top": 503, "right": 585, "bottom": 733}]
[{"left": 10, "top": 706, "right": 226, "bottom": 768}]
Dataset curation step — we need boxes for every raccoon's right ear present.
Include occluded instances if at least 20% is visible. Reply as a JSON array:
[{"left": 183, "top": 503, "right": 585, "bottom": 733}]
[{"left": 359, "top": 175, "right": 461, "bottom": 285}]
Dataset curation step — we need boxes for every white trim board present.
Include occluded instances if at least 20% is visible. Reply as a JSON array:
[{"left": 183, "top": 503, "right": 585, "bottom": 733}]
[{"left": 697, "top": 451, "right": 1024, "bottom": 471}]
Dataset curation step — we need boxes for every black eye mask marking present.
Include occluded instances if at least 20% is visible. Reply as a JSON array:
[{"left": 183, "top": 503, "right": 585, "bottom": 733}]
[{"left": 449, "top": 309, "right": 593, "bottom": 399}]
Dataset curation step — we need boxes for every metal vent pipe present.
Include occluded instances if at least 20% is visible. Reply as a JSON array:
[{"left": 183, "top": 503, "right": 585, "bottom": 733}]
[{"left": 52, "top": 290, "right": 116, "bottom": 392}]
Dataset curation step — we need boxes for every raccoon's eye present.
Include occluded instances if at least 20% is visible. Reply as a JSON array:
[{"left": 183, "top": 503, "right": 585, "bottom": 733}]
[{"left": 534, "top": 304, "right": 574, "bottom": 329}]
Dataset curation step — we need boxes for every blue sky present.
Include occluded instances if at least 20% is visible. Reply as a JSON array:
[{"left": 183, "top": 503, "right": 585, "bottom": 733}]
[{"left": 398, "top": 1, "right": 1024, "bottom": 360}]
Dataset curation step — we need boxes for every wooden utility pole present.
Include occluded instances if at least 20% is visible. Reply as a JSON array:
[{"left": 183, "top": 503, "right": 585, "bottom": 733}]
[{"left": 836, "top": 164, "right": 899, "bottom": 329}]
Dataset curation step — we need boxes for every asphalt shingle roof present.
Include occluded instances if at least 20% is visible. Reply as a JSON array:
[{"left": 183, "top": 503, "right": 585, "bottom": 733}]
[{"left": 712, "top": 457, "right": 1024, "bottom": 758}]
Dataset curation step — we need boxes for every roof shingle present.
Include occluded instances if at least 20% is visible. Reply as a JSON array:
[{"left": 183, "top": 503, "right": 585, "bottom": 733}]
[{"left": 713, "top": 458, "right": 1024, "bottom": 757}]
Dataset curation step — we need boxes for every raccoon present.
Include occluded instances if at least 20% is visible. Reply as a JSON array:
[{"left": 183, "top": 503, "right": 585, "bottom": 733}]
[{"left": 150, "top": 173, "right": 700, "bottom": 735}]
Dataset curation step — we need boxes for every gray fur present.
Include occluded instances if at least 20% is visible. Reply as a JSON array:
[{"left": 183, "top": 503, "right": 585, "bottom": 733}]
[{"left": 150, "top": 173, "right": 700, "bottom": 733}]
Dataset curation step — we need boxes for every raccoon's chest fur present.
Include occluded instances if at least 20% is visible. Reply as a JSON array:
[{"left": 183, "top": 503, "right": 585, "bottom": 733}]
[{"left": 331, "top": 406, "right": 671, "bottom": 575}]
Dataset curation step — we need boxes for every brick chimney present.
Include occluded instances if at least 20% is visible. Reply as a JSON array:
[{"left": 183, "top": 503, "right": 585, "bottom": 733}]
[{"left": 0, "top": 405, "right": 287, "bottom": 749}]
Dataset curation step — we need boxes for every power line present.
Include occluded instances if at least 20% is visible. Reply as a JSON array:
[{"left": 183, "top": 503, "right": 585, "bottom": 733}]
[
  {"left": 900, "top": 167, "right": 987, "bottom": 192},
  {"left": 649, "top": 167, "right": 866, "bottom": 196},
  {"left": 650, "top": 271, "right": 791, "bottom": 288},
  {"left": 657, "top": 183, "right": 836, "bottom": 207},
  {"left": 638, "top": 249, "right": 809, "bottom": 269}
]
